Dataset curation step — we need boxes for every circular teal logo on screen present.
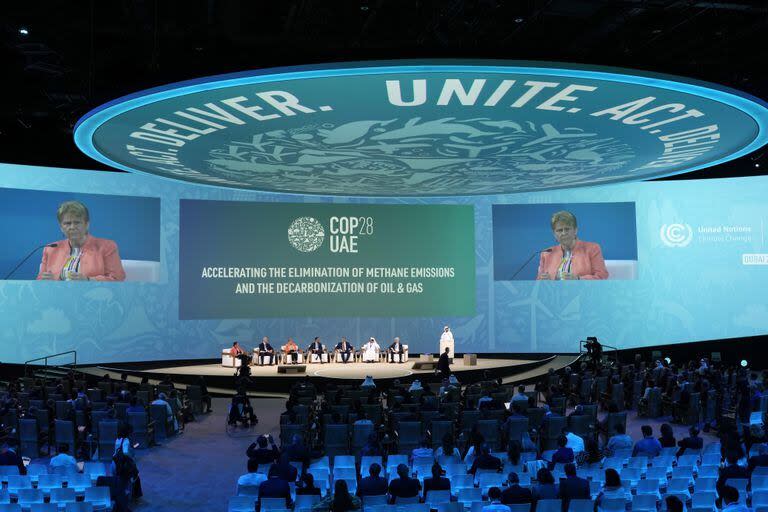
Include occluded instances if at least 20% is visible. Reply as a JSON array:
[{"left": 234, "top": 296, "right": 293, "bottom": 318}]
[{"left": 74, "top": 61, "right": 768, "bottom": 196}]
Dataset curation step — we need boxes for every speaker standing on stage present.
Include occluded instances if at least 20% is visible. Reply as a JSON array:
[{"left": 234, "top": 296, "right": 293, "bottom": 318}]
[
  {"left": 335, "top": 337, "right": 354, "bottom": 364},
  {"left": 308, "top": 337, "right": 326, "bottom": 364},
  {"left": 438, "top": 347, "right": 452, "bottom": 378},
  {"left": 284, "top": 338, "right": 301, "bottom": 364},
  {"left": 362, "top": 338, "right": 380, "bottom": 363},
  {"left": 257, "top": 336, "right": 275, "bottom": 366},
  {"left": 388, "top": 337, "right": 405, "bottom": 363},
  {"left": 37, "top": 200, "right": 126, "bottom": 281},
  {"left": 536, "top": 210, "right": 608, "bottom": 280}
]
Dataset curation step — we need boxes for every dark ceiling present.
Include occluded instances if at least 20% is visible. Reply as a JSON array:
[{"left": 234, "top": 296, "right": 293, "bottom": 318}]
[{"left": 1, "top": 0, "right": 767, "bottom": 182}]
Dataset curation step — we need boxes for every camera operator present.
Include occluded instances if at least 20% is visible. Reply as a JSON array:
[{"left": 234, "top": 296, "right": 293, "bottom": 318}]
[{"left": 228, "top": 387, "right": 258, "bottom": 427}]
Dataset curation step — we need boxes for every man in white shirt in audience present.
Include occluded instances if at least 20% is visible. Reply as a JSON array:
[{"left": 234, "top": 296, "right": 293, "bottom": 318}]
[
  {"left": 606, "top": 424, "right": 634, "bottom": 454},
  {"left": 483, "top": 487, "right": 511, "bottom": 512},
  {"left": 49, "top": 443, "right": 77, "bottom": 471},
  {"left": 563, "top": 427, "right": 585, "bottom": 454}
]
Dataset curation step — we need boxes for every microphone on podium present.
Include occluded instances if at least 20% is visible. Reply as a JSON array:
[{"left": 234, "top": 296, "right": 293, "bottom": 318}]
[
  {"left": 509, "top": 248, "right": 552, "bottom": 280},
  {"left": 2, "top": 243, "right": 58, "bottom": 280}
]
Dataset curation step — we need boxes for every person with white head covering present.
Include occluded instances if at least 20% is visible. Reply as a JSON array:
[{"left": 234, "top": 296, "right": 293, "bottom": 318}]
[
  {"left": 408, "top": 379, "right": 423, "bottom": 393},
  {"left": 440, "top": 326, "right": 453, "bottom": 344},
  {"left": 439, "top": 326, "right": 454, "bottom": 364},
  {"left": 362, "top": 337, "right": 380, "bottom": 363},
  {"left": 361, "top": 375, "right": 376, "bottom": 389},
  {"left": 448, "top": 374, "right": 460, "bottom": 386}
]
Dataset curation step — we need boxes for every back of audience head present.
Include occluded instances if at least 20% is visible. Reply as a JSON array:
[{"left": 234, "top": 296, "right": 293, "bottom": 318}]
[
  {"left": 557, "top": 435, "right": 568, "bottom": 448},
  {"left": 537, "top": 468, "right": 555, "bottom": 485},
  {"left": 660, "top": 423, "right": 673, "bottom": 438},
  {"left": 396, "top": 463, "right": 409, "bottom": 478},
  {"left": 488, "top": 487, "right": 502, "bottom": 502},
  {"left": 604, "top": 468, "right": 620, "bottom": 488},
  {"left": 665, "top": 495, "right": 684, "bottom": 512},
  {"left": 431, "top": 463, "right": 443, "bottom": 479},
  {"left": 641, "top": 425, "right": 652, "bottom": 437},
  {"left": 301, "top": 472, "right": 315, "bottom": 488},
  {"left": 369, "top": 463, "right": 381, "bottom": 477},
  {"left": 614, "top": 424, "right": 625, "bottom": 435},
  {"left": 508, "top": 472, "right": 519, "bottom": 485}
]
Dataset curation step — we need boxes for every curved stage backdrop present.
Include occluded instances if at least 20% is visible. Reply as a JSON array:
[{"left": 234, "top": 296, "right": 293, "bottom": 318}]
[{"left": 1, "top": 162, "right": 767, "bottom": 364}]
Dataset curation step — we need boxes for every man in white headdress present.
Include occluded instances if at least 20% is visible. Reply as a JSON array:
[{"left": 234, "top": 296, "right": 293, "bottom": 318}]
[
  {"left": 362, "top": 337, "right": 380, "bottom": 363},
  {"left": 440, "top": 326, "right": 454, "bottom": 363},
  {"left": 361, "top": 375, "right": 376, "bottom": 389}
]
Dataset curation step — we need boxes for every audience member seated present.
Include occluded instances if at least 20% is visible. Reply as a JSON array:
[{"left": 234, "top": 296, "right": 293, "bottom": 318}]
[
  {"left": 501, "top": 472, "right": 533, "bottom": 505},
  {"left": 423, "top": 463, "right": 451, "bottom": 499},
  {"left": 659, "top": 423, "right": 677, "bottom": 448},
  {"left": 564, "top": 427, "right": 585, "bottom": 454},
  {"left": 633, "top": 425, "right": 662, "bottom": 457},
  {"left": 483, "top": 487, "right": 510, "bottom": 512},
  {"left": 720, "top": 485, "right": 750, "bottom": 512},
  {"left": 313, "top": 480, "right": 361, "bottom": 512},
  {"left": 259, "top": 464, "right": 293, "bottom": 510},
  {"left": 550, "top": 435, "right": 574, "bottom": 468},
  {"left": 677, "top": 425, "right": 704, "bottom": 457},
  {"left": 237, "top": 466, "right": 268, "bottom": 491},
  {"left": 296, "top": 473, "right": 322, "bottom": 496},
  {"left": 151, "top": 392, "right": 178, "bottom": 433},
  {"left": 665, "top": 495, "right": 684, "bottom": 512},
  {"left": 412, "top": 438, "right": 434, "bottom": 460},
  {"left": 49, "top": 443, "right": 78, "bottom": 470},
  {"left": 388, "top": 463, "right": 421, "bottom": 504},
  {"left": 578, "top": 438, "right": 604, "bottom": 465},
  {"left": 283, "top": 434, "right": 311, "bottom": 469},
  {"left": 272, "top": 453, "right": 299, "bottom": 483},
  {"left": 717, "top": 453, "right": 750, "bottom": 496},
  {"left": 358, "top": 463, "right": 388, "bottom": 498},
  {"left": 606, "top": 423, "right": 633, "bottom": 455},
  {"left": 359, "top": 433, "right": 383, "bottom": 457},
  {"left": 558, "top": 463, "right": 590, "bottom": 511},
  {"left": 469, "top": 444, "right": 502, "bottom": 474},
  {"left": 594, "top": 469, "right": 625, "bottom": 511},
  {"left": 247, "top": 434, "right": 279, "bottom": 472},
  {"left": 0, "top": 441, "right": 26, "bottom": 474},
  {"left": 434, "top": 433, "right": 461, "bottom": 460},
  {"left": 749, "top": 443, "right": 768, "bottom": 472},
  {"left": 532, "top": 468, "right": 559, "bottom": 500}
]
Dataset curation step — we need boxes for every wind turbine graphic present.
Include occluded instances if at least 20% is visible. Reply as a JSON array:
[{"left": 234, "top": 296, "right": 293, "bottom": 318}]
[{"left": 504, "top": 280, "right": 555, "bottom": 351}]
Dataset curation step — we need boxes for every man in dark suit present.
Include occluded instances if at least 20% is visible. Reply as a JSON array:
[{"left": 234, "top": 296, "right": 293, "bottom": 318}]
[
  {"left": 0, "top": 441, "right": 26, "bottom": 475},
  {"left": 335, "top": 337, "right": 354, "bottom": 364},
  {"left": 358, "top": 463, "right": 389, "bottom": 497},
  {"left": 388, "top": 337, "right": 405, "bottom": 363},
  {"left": 257, "top": 337, "right": 275, "bottom": 366},
  {"left": 676, "top": 425, "right": 704, "bottom": 457},
  {"left": 307, "top": 337, "right": 326, "bottom": 364},
  {"left": 246, "top": 434, "right": 279, "bottom": 472},
  {"left": 717, "top": 453, "right": 750, "bottom": 496},
  {"left": 558, "top": 463, "right": 589, "bottom": 511},
  {"left": 469, "top": 445, "right": 502, "bottom": 474},
  {"left": 258, "top": 464, "right": 293, "bottom": 509},
  {"left": 437, "top": 347, "right": 451, "bottom": 378},
  {"left": 272, "top": 454, "right": 298, "bottom": 483},
  {"left": 501, "top": 472, "right": 533, "bottom": 505},
  {"left": 422, "top": 463, "right": 451, "bottom": 500},
  {"left": 388, "top": 463, "right": 421, "bottom": 504}
]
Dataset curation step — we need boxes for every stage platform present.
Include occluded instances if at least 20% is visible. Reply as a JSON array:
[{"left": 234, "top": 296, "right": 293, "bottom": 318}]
[{"left": 76, "top": 353, "right": 577, "bottom": 397}]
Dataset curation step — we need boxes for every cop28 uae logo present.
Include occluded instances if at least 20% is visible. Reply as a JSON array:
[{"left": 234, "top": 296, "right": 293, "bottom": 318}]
[
  {"left": 288, "top": 217, "right": 325, "bottom": 252},
  {"left": 74, "top": 61, "right": 768, "bottom": 196},
  {"left": 660, "top": 223, "right": 693, "bottom": 247}
]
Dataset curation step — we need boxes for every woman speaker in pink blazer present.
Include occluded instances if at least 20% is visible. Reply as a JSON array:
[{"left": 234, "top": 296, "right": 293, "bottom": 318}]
[
  {"left": 537, "top": 210, "right": 609, "bottom": 280},
  {"left": 37, "top": 200, "right": 126, "bottom": 281}
]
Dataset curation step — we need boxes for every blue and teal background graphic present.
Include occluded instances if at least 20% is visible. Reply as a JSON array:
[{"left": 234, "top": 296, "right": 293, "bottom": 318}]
[
  {"left": 0, "top": 163, "right": 767, "bottom": 363},
  {"left": 493, "top": 202, "right": 638, "bottom": 280},
  {"left": 0, "top": 188, "right": 160, "bottom": 280},
  {"left": 75, "top": 61, "right": 768, "bottom": 197}
]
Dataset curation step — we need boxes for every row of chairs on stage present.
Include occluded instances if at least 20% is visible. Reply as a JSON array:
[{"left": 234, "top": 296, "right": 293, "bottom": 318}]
[{"left": 221, "top": 345, "right": 410, "bottom": 367}]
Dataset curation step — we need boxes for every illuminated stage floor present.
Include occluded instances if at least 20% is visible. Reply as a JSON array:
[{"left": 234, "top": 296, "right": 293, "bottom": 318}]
[{"left": 81, "top": 354, "right": 575, "bottom": 396}]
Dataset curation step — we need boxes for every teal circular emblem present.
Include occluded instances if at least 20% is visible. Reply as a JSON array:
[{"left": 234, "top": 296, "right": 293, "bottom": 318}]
[{"left": 75, "top": 61, "right": 768, "bottom": 196}]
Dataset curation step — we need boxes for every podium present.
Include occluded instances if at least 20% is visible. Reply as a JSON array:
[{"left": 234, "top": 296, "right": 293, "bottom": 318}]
[{"left": 440, "top": 339, "right": 455, "bottom": 364}]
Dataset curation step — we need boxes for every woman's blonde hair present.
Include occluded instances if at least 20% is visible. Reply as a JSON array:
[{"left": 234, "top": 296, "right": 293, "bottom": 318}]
[
  {"left": 56, "top": 201, "right": 90, "bottom": 223},
  {"left": 550, "top": 210, "right": 577, "bottom": 230}
]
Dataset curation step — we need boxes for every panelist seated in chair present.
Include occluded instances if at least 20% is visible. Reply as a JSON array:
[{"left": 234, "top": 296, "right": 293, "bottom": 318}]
[
  {"left": 335, "top": 337, "right": 354, "bottom": 363},
  {"left": 388, "top": 337, "right": 405, "bottom": 363},
  {"left": 362, "top": 337, "right": 380, "bottom": 363},
  {"left": 257, "top": 337, "right": 276, "bottom": 366},
  {"left": 307, "top": 337, "right": 327, "bottom": 363},
  {"left": 283, "top": 338, "right": 302, "bottom": 364}
]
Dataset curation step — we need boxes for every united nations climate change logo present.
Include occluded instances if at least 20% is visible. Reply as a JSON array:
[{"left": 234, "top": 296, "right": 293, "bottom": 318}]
[
  {"left": 660, "top": 223, "right": 693, "bottom": 247},
  {"left": 288, "top": 217, "right": 325, "bottom": 252}
]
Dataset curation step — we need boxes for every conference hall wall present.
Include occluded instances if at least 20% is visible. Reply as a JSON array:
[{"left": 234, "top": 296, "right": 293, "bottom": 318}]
[{"left": 0, "top": 162, "right": 766, "bottom": 364}]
